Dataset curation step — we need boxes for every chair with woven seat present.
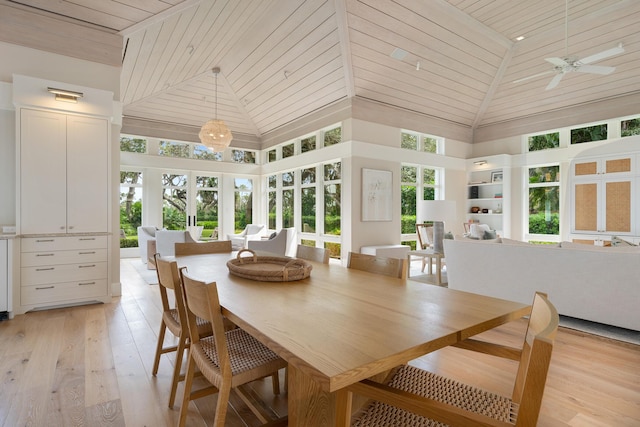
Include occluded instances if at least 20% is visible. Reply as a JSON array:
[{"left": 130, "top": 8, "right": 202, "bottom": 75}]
[
  {"left": 296, "top": 244, "right": 330, "bottom": 264},
  {"left": 178, "top": 268, "right": 288, "bottom": 427},
  {"left": 416, "top": 223, "right": 434, "bottom": 250},
  {"left": 152, "top": 254, "right": 213, "bottom": 408},
  {"left": 335, "top": 291, "right": 559, "bottom": 427},
  {"left": 347, "top": 252, "right": 407, "bottom": 279}
]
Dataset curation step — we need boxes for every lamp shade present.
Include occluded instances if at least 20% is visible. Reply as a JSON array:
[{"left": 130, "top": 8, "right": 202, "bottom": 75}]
[
  {"left": 199, "top": 119, "right": 233, "bottom": 152},
  {"left": 417, "top": 200, "right": 456, "bottom": 223}
]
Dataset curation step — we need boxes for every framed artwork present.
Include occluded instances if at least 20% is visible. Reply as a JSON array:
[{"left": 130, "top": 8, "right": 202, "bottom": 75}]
[
  {"left": 491, "top": 171, "right": 503, "bottom": 183},
  {"left": 362, "top": 168, "right": 393, "bottom": 221}
]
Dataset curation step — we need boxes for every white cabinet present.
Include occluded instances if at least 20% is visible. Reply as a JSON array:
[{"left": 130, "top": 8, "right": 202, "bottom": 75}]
[
  {"left": 20, "top": 109, "right": 108, "bottom": 235},
  {"left": 0, "top": 240, "right": 8, "bottom": 314},
  {"left": 571, "top": 154, "right": 635, "bottom": 236},
  {"left": 20, "top": 236, "right": 109, "bottom": 309}
]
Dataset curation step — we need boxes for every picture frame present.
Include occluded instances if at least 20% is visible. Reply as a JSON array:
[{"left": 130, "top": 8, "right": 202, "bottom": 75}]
[
  {"left": 362, "top": 168, "right": 393, "bottom": 221},
  {"left": 491, "top": 170, "right": 503, "bottom": 183}
]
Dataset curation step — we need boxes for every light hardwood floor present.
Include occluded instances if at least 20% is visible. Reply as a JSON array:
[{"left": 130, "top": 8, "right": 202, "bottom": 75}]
[{"left": 0, "top": 258, "right": 638, "bottom": 426}]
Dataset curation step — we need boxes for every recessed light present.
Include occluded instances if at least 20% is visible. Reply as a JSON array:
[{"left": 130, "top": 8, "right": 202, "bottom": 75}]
[
  {"left": 390, "top": 48, "right": 408, "bottom": 60},
  {"left": 515, "top": 36, "right": 525, "bottom": 41}
]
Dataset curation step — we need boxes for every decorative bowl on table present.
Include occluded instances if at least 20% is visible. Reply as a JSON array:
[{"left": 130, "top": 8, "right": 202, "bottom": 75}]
[{"left": 226, "top": 249, "right": 312, "bottom": 282}]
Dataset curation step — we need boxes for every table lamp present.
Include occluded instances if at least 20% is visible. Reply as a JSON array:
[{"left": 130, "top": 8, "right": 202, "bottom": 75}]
[{"left": 417, "top": 200, "right": 456, "bottom": 253}]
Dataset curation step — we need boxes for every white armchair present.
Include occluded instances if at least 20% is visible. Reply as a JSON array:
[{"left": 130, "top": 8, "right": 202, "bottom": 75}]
[
  {"left": 248, "top": 228, "right": 297, "bottom": 257},
  {"left": 227, "top": 224, "right": 265, "bottom": 250},
  {"left": 137, "top": 226, "right": 158, "bottom": 264},
  {"left": 155, "top": 230, "right": 197, "bottom": 257}
]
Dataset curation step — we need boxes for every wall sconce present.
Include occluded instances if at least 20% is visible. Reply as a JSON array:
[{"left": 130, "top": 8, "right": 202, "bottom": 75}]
[
  {"left": 473, "top": 160, "right": 487, "bottom": 166},
  {"left": 47, "top": 87, "right": 83, "bottom": 103}
]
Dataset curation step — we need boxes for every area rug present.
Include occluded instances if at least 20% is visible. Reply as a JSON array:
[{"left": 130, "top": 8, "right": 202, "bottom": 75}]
[
  {"left": 131, "top": 259, "right": 158, "bottom": 285},
  {"left": 559, "top": 315, "right": 640, "bottom": 346}
]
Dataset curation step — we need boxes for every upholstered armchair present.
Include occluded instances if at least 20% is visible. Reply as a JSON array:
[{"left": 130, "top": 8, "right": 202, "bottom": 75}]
[
  {"left": 227, "top": 224, "right": 265, "bottom": 250},
  {"left": 137, "top": 226, "right": 158, "bottom": 264},
  {"left": 155, "top": 230, "right": 197, "bottom": 258},
  {"left": 247, "top": 228, "right": 297, "bottom": 257}
]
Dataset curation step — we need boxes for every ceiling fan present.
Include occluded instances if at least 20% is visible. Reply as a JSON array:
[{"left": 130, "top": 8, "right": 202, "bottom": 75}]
[{"left": 514, "top": 0, "right": 624, "bottom": 90}]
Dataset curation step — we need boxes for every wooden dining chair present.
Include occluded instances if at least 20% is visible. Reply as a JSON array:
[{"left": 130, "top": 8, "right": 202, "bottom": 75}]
[
  {"left": 152, "top": 254, "right": 213, "bottom": 408},
  {"left": 296, "top": 244, "right": 330, "bottom": 264},
  {"left": 347, "top": 252, "right": 407, "bottom": 279},
  {"left": 416, "top": 223, "right": 434, "bottom": 250},
  {"left": 335, "top": 291, "right": 559, "bottom": 427},
  {"left": 177, "top": 269, "right": 288, "bottom": 427},
  {"left": 174, "top": 239, "right": 232, "bottom": 256}
]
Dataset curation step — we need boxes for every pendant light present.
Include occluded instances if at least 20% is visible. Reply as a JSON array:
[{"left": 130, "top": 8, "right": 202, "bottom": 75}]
[{"left": 199, "top": 67, "right": 233, "bottom": 152}]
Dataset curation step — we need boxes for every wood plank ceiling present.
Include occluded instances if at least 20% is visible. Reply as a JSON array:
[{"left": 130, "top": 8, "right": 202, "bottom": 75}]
[{"left": 5, "top": 0, "right": 640, "bottom": 145}]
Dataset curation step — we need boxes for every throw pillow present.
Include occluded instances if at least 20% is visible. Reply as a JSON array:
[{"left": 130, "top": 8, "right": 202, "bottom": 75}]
[
  {"left": 483, "top": 230, "right": 497, "bottom": 240},
  {"left": 469, "top": 223, "right": 490, "bottom": 239},
  {"left": 269, "top": 232, "right": 277, "bottom": 240},
  {"left": 444, "top": 231, "right": 454, "bottom": 239}
]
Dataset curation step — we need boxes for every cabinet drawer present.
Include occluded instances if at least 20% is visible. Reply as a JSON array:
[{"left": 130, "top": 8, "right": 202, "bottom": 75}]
[
  {"left": 21, "top": 262, "right": 107, "bottom": 286},
  {"left": 21, "top": 248, "right": 107, "bottom": 267},
  {"left": 21, "top": 279, "right": 108, "bottom": 305},
  {"left": 22, "top": 236, "right": 107, "bottom": 252}
]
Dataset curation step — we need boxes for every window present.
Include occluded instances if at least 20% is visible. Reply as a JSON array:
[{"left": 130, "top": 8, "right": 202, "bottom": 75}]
[
  {"left": 268, "top": 149, "right": 277, "bottom": 163},
  {"left": 571, "top": 124, "right": 607, "bottom": 144},
  {"left": 282, "top": 171, "right": 295, "bottom": 228},
  {"left": 162, "top": 174, "right": 188, "bottom": 229},
  {"left": 231, "top": 149, "right": 256, "bottom": 163},
  {"left": 194, "top": 144, "right": 222, "bottom": 161},
  {"left": 528, "top": 165, "right": 560, "bottom": 238},
  {"left": 159, "top": 140, "right": 190, "bottom": 158},
  {"left": 323, "top": 161, "right": 341, "bottom": 258},
  {"left": 120, "top": 136, "right": 147, "bottom": 153},
  {"left": 301, "top": 167, "right": 316, "bottom": 233},
  {"left": 267, "top": 175, "right": 277, "bottom": 230},
  {"left": 301, "top": 136, "right": 316, "bottom": 153},
  {"left": 401, "top": 131, "right": 441, "bottom": 153},
  {"left": 401, "top": 164, "right": 441, "bottom": 249},
  {"left": 323, "top": 127, "right": 341, "bottom": 147},
  {"left": 119, "top": 171, "right": 142, "bottom": 248},
  {"left": 195, "top": 176, "right": 218, "bottom": 239},
  {"left": 621, "top": 117, "right": 640, "bottom": 137},
  {"left": 528, "top": 132, "right": 559, "bottom": 151},
  {"left": 282, "top": 143, "right": 295, "bottom": 159},
  {"left": 234, "top": 178, "right": 253, "bottom": 233}
]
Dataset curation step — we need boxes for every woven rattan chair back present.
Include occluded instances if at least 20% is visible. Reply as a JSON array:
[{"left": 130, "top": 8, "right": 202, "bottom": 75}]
[
  {"left": 337, "top": 291, "right": 558, "bottom": 427},
  {"left": 174, "top": 240, "right": 232, "bottom": 256},
  {"left": 177, "top": 269, "right": 287, "bottom": 427},
  {"left": 347, "top": 252, "right": 407, "bottom": 279},
  {"left": 296, "top": 244, "right": 330, "bottom": 264}
]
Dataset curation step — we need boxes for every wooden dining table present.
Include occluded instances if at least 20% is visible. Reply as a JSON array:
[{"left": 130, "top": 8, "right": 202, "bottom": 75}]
[{"left": 173, "top": 251, "right": 530, "bottom": 426}]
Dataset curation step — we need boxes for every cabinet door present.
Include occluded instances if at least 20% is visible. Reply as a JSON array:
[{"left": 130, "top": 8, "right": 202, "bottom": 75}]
[
  {"left": 604, "top": 179, "right": 632, "bottom": 233},
  {"left": 0, "top": 240, "right": 7, "bottom": 312},
  {"left": 573, "top": 182, "right": 598, "bottom": 232},
  {"left": 20, "top": 109, "right": 67, "bottom": 234},
  {"left": 66, "top": 116, "right": 109, "bottom": 233}
]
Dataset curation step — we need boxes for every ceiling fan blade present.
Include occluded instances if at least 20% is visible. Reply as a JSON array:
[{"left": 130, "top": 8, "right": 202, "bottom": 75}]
[
  {"left": 545, "top": 73, "right": 564, "bottom": 90},
  {"left": 513, "top": 70, "right": 555, "bottom": 84},
  {"left": 545, "top": 57, "right": 568, "bottom": 67},
  {"left": 580, "top": 45, "right": 624, "bottom": 64},
  {"left": 577, "top": 65, "right": 616, "bottom": 75}
]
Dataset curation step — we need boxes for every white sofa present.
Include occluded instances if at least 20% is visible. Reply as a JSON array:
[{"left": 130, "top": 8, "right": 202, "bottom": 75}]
[
  {"left": 248, "top": 228, "right": 297, "bottom": 257},
  {"left": 444, "top": 238, "right": 640, "bottom": 331}
]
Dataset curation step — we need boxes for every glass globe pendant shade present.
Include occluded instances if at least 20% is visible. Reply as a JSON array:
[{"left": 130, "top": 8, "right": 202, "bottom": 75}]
[{"left": 199, "top": 119, "right": 233, "bottom": 152}]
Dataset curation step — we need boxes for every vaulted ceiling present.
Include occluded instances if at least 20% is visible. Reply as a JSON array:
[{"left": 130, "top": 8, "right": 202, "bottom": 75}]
[{"left": 4, "top": 0, "right": 640, "bottom": 145}]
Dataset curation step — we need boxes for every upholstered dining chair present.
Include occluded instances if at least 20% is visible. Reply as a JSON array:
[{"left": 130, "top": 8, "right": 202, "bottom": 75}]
[
  {"left": 296, "top": 244, "right": 330, "bottom": 264},
  {"left": 335, "top": 292, "right": 559, "bottom": 427},
  {"left": 177, "top": 269, "right": 288, "bottom": 427},
  {"left": 152, "top": 254, "right": 213, "bottom": 408},
  {"left": 174, "top": 239, "right": 232, "bottom": 256},
  {"left": 347, "top": 252, "right": 407, "bottom": 279}
]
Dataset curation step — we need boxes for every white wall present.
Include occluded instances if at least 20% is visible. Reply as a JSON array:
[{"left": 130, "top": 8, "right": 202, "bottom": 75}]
[{"left": 0, "top": 108, "right": 15, "bottom": 227}]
